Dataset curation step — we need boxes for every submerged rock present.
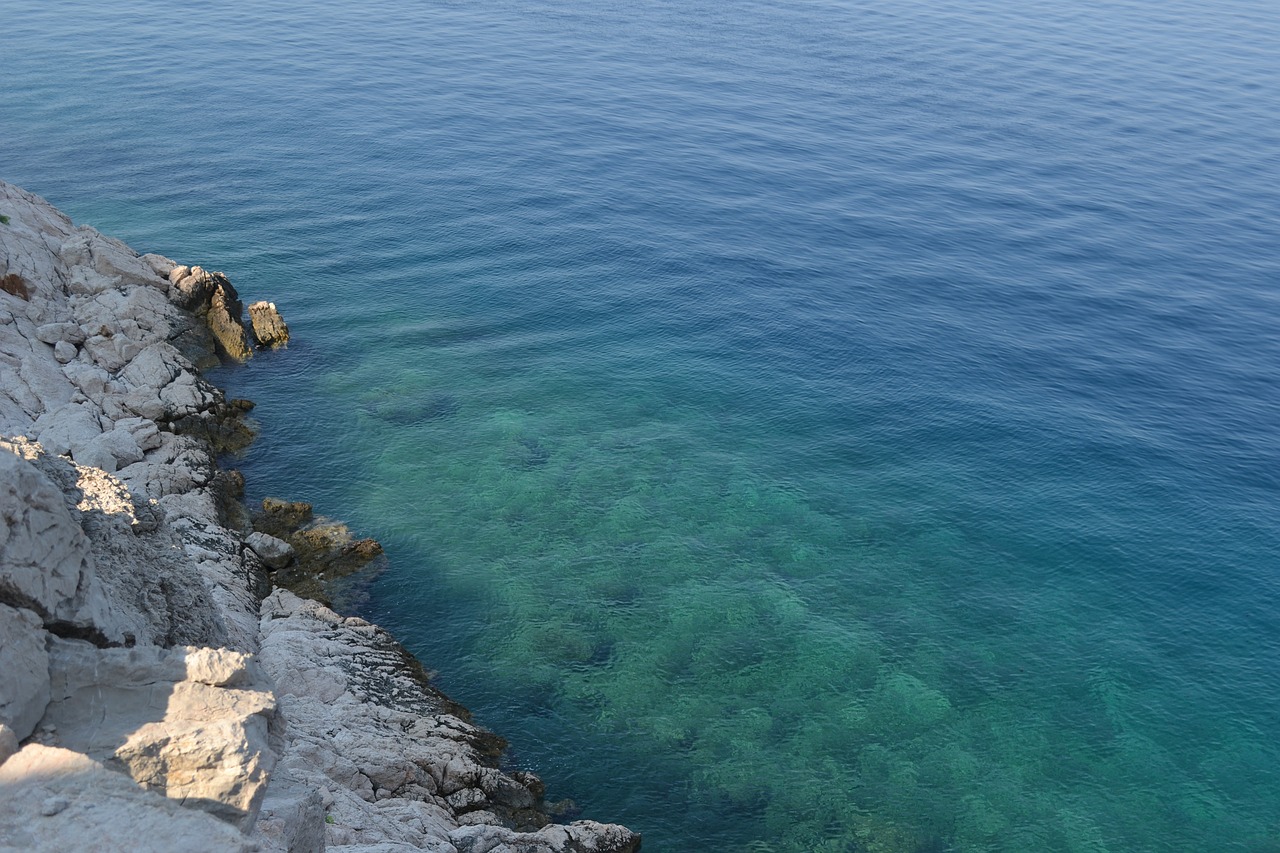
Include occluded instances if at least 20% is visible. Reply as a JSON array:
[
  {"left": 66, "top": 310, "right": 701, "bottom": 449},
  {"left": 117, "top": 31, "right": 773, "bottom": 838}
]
[{"left": 253, "top": 498, "right": 385, "bottom": 605}]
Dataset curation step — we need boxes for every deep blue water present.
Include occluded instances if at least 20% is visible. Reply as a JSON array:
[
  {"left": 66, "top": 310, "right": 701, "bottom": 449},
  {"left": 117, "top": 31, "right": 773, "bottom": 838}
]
[{"left": 4, "top": 1, "right": 1280, "bottom": 850}]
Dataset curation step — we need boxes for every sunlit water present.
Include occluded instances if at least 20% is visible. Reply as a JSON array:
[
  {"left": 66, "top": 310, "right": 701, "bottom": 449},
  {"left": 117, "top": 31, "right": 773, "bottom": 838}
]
[{"left": 4, "top": 1, "right": 1279, "bottom": 850}]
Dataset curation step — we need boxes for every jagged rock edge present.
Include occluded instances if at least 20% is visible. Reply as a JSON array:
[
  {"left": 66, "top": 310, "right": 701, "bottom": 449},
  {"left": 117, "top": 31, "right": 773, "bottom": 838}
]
[{"left": 0, "top": 179, "right": 640, "bottom": 853}]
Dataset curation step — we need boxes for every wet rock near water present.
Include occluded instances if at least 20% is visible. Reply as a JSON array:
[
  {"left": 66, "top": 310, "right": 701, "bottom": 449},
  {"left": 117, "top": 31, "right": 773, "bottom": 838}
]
[
  {"left": 252, "top": 497, "right": 386, "bottom": 605},
  {"left": 248, "top": 300, "right": 290, "bottom": 348},
  {"left": 1, "top": 178, "right": 639, "bottom": 853}
]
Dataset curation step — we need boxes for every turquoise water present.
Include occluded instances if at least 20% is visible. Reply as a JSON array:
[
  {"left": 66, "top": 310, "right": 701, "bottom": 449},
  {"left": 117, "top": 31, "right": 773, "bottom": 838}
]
[{"left": 4, "top": 1, "right": 1280, "bottom": 850}]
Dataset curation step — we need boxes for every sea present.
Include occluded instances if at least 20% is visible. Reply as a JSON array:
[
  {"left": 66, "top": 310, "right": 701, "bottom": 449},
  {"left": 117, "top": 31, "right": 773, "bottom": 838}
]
[{"left": 3, "top": 1, "right": 1278, "bottom": 850}]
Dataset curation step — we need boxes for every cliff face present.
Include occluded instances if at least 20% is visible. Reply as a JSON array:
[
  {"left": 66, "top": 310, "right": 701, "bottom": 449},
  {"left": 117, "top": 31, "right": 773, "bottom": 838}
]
[{"left": 0, "top": 180, "right": 640, "bottom": 853}]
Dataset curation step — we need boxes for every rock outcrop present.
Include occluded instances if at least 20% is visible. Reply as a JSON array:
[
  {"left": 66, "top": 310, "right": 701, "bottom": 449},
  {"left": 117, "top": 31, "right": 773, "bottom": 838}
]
[
  {"left": 0, "top": 179, "right": 639, "bottom": 852},
  {"left": 249, "top": 300, "right": 291, "bottom": 348}
]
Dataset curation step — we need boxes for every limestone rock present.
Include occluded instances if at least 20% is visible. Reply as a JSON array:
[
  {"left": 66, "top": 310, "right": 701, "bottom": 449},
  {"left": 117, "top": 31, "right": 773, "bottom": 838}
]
[
  {"left": 140, "top": 253, "right": 179, "bottom": 280},
  {"left": 76, "top": 425, "right": 145, "bottom": 473},
  {"left": 250, "top": 767, "right": 327, "bottom": 853},
  {"left": 35, "top": 322, "right": 86, "bottom": 345},
  {"left": 0, "top": 745, "right": 256, "bottom": 852},
  {"left": 57, "top": 226, "right": 168, "bottom": 291},
  {"left": 0, "top": 604, "right": 50, "bottom": 741},
  {"left": 42, "top": 639, "right": 277, "bottom": 830},
  {"left": 31, "top": 401, "right": 102, "bottom": 457},
  {"left": 0, "top": 448, "right": 114, "bottom": 637},
  {"left": 449, "top": 822, "right": 642, "bottom": 853},
  {"left": 248, "top": 531, "right": 296, "bottom": 570},
  {"left": 0, "top": 723, "right": 18, "bottom": 765},
  {"left": 51, "top": 340, "right": 76, "bottom": 364},
  {"left": 249, "top": 300, "right": 290, "bottom": 347},
  {"left": 2, "top": 437, "right": 231, "bottom": 649}
]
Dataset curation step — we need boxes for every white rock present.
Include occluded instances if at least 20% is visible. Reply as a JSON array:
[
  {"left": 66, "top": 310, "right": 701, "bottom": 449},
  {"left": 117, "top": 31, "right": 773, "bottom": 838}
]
[
  {"left": 0, "top": 604, "right": 50, "bottom": 741},
  {"left": 60, "top": 360, "right": 109, "bottom": 403},
  {"left": 52, "top": 340, "right": 76, "bottom": 364},
  {"left": 58, "top": 226, "right": 162, "bottom": 289},
  {"left": 16, "top": 345, "right": 78, "bottom": 416},
  {"left": 82, "top": 331, "right": 143, "bottom": 372},
  {"left": 2, "top": 438, "right": 228, "bottom": 649},
  {"left": 0, "top": 448, "right": 114, "bottom": 636},
  {"left": 140, "top": 253, "right": 179, "bottom": 279},
  {"left": 42, "top": 639, "right": 277, "bottom": 831},
  {"left": 31, "top": 401, "right": 101, "bottom": 457},
  {"left": 35, "top": 322, "right": 86, "bottom": 345},
  {"left": 0, "top": 745, "right": 257, "bottom": 852},
  {"left": 251, "top": 768, "right": 327, "bottom": 853},
  {"left": 114, "top": 415, "right": 163, "bottom": 451},
  {"left": 78, "top": 426, "right": 145, "bottom": 473}
]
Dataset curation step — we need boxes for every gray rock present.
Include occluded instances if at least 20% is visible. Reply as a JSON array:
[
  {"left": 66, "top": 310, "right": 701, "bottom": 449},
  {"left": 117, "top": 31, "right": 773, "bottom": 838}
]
[
  {"left": 0, "top": 745, "right": 257, "bottom": 852},
  {"left": 31, "top": 402, "right": 101, "bottom": 458},
  {"left": 0, "top": 448, "right": 113, "bottom": 636},
  {"left": 35, "top": 322, "right": 86, "bottom": 345},
  {"left": 250, "top": 768, "right": 327, "bottom": 853},
  {"left": 77, "top": 426, "right": 145, "bottom": 473},
  {"left": 61, "top": 360, "right": 109, "bottom": 403},
  {"left": 52, "top": 340, "right": 77, "bottom": 364},
  {"left": 247, "top": 531, "right": 296, "bottom": 569},
  {"left": 42, "top": 639, "right": 277, "bottom": 831},
  {"left": 0, "top": 723, "right": 19, "bottom": 765},
  {"left": 140, "top": 253, "right": 179, "bottom": 280},
  {"left": 115, "top": 415, "right": 163, "bottom": 452},
  {"left": 0, "top": 604, "right": 51, "bottom": 741}
]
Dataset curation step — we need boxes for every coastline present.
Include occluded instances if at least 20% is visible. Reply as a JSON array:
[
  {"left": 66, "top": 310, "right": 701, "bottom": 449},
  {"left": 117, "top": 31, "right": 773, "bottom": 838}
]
[{"left": 0, "top": 179, "right": 640, "bottom": 852}]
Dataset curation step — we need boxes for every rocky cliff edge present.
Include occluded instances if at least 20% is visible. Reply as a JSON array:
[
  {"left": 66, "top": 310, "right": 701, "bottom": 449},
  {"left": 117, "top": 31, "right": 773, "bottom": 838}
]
[{"left": 0, "top": 179, "right": 640, "bottom": 853}]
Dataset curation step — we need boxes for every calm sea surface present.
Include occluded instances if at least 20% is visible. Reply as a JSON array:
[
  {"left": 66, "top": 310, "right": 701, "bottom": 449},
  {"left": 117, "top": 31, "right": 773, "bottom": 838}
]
[{"left": 4, "top": 1, "right": 1279, "bottom": 849}]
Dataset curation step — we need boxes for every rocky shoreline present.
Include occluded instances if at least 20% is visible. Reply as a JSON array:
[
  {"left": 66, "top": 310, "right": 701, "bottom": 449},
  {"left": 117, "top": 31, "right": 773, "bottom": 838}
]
[{"left": 0, "top": 180, "right": 640, "bottom": 853}]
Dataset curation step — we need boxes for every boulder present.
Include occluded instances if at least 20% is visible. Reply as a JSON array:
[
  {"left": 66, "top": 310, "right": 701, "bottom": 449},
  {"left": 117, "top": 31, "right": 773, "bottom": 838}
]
[
  {"left": 41, "top": 639, "right": 278, "bottom": 831},
  {"left": 0, "top": 448, "right": 113, "bottom": 636},
  {"left": 0, "top": 604, "right": 50, "bottom": 741},
  {"left": 249, "top": 301, "right": 290, "bottom": 347},
  {"left": 140, "top": 253, "right": 179, "bottom": 280},
  {"left": 247, "top": 531, "right": 296, "bottom": 570},
  {"left": 207, "top": 279, "right": 253, "bottom": 361},
  {"left": 0, "top": 745, "right": 257, "bottom": 852},
  {"left": 77, "top": 426, "right": 145, "bottom": 473},
  {"left": 35, "top": 323, "right": 86, "bottom": 346}
]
